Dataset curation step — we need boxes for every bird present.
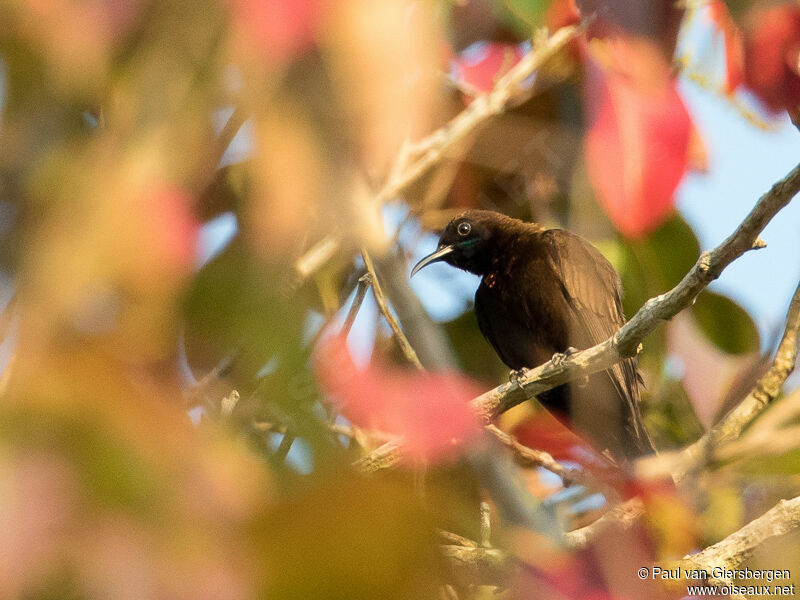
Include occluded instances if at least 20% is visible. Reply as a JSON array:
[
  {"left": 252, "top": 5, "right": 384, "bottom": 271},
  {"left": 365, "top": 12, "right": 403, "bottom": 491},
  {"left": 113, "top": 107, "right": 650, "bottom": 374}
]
[{"left": 411, "top": 209, "right": 653, "bottom": 462}]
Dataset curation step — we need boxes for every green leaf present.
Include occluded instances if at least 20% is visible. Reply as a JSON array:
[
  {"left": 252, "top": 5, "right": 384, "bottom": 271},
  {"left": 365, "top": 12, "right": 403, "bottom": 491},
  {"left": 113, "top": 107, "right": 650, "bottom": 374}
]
[
  {"left": 504, "top": 0, "right": 551, "bottom": 22},
  {"left": 442, "top": 310, "right": 507, "bottom": 385},
  {"left": 692, "top": 290, "right": 760, "bottom": 355},
  {"left": 494, "top": 0, "right": 554, "bottom": 32}
]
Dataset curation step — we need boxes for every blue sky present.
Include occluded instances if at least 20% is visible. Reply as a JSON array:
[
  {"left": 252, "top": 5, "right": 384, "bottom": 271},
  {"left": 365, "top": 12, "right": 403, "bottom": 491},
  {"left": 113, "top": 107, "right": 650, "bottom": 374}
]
[{"left": 677, "top": 81, "right": 800, "bottom": 348}]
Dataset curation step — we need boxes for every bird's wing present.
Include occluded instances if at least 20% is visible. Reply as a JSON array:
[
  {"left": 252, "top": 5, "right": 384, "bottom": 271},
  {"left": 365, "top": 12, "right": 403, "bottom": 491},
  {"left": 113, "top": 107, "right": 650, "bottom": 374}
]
[{"left": 541, "top": 229, "right": 652, "bottom": 453}]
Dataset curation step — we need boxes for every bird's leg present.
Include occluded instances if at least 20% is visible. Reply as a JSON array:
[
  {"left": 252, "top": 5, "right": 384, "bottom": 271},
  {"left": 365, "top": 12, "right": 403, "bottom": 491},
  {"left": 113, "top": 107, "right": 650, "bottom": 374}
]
[
  {"left": 551, "top": 346, "right": 579, "bottom": 366},
  {"left": 508, "top": 367, "right": 530, "bottom": 384}
]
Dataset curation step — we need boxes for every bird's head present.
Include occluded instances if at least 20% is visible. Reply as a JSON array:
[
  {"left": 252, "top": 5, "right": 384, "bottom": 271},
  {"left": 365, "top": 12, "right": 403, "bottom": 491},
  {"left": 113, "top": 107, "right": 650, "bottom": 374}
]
[{"left": 411, "top": 210, "right": 512, "bottom": 277}]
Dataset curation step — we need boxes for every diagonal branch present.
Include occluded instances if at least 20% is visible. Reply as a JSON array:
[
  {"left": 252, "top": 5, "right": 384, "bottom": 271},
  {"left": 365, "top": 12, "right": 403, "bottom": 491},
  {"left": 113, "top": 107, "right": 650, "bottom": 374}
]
[
  {"left": 673, "top": 495, "right": 800, "bottom": 587},
  {"left": 294, "top": 24, "right": 583, "bottom": 280},
  {"left": 661, "top": 276, "right": 800, "bottom": 481},
  {"left": 471, "top": 161, "right": 800, "bottom": 423},
  {"left": 358, "top": 161, "right": 800, "bottom": 472},
  {"left": 376, "top": 24, "right": 582, "bottom": 205},
  {"left": 484, "top": 424, "right": 604, "bottom": 492},
  {"left": 361, "top": 248, "right": 424, "bottom": 370},
  {"left": 442, "top": 494, "right": 800, "bottom": 588},
  {"left": 341, "top": 272, "right": 373, "bottom": 338}
]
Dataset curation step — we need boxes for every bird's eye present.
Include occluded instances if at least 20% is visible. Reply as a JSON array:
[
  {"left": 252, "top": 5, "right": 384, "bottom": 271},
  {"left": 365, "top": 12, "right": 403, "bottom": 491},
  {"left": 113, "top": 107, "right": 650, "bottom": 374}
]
[{"left": 457, "top": 222, "right": 472, "bottom": 236}]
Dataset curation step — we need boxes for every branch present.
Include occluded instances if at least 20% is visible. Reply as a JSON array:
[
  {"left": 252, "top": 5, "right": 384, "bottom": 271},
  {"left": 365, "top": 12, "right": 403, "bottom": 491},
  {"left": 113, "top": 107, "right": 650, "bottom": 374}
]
[
  {"left": 674, "top": 495, "right": 800, "bottom": 586},
  {"left": 341, "top": 272, "right": 372, "bottom": 338},
  {"left": 361, "top": 248, "right": 424, "bottom": 370},
  {"left": 484, "top": 424, "right": 603, "bottom": 491},
  {"left": 358, "top": 161, "right": 800, "bottom": 470},
  {"left": 564, "top": 498, "right": 645, "bottom": 550},
  {"left": 638, "top": 275, "right": 800, "bottom": 482},
  {"left": 294, "top": 24, "right": 583, "bottom": 280},
  {"left": 440, "top": 545, "right": 512, "bottom": 586},
  {"left": 376, "top": 24, "right": 582, "bottom": 205},
  {"left": 696, "top": 276, "right": 800, "bottom": 442},
  {"left": 471, "top": 161, "right": 800, "bottom": 422},
  {"left": 438, "top": 497, "right": 646, "bottom": 585},
  {"left": 440, "top": 495, "right": 800, "bottom": 589}
]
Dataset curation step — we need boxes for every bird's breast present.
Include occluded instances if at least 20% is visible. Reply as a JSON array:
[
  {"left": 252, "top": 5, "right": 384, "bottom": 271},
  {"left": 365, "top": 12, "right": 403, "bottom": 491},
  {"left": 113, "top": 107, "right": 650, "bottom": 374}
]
[{"left": 475, "top": 265, "right": 571, "bottom": 370}]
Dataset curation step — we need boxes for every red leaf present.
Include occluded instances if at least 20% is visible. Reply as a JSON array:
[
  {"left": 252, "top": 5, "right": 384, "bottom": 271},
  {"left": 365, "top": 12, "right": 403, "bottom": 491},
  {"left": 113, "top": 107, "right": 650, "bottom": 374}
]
[
  {"left": 583, "top": 42, "right": 691, "bottom": 238},
  {"left": 451, "top": 42, "right": 525, "bottom": 98},
  {"left": 231, "top": 0, "right": 322, "bottom": 64},
  {"left": 510, "top": 411, "right": 627, "bottom": 493},
  {"left": 743, "top": 3, "right": 800, "bottom": 113},
  {"left": 144, "top": 185, "right": 199, "bottom": 274},
  {"left": 708, "top": 1, "right": 745, "bottom": 93},
  {"left": 547, "top": 0, "right": 581, "bottom": 31},
  {"left": 512, "top": 410, "right": 595, "bottom": 464},
  {"left": 314, "top": 335, "right": 482, "bottom": 462}
]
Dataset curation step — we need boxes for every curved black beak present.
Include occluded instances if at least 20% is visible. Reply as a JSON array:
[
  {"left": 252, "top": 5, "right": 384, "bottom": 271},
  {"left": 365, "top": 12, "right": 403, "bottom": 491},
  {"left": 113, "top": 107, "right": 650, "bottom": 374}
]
[{"left": 410, "top": 244, "right": 455, "bottom": 277}]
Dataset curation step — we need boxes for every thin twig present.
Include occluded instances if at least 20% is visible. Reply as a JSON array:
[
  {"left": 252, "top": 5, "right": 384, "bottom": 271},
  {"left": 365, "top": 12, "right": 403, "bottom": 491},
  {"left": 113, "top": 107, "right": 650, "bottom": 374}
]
[
  {"left": 700, "top": 277, "right": 800, "bottom": 441},
  {"left": 485, "top": 424, "right": 585, "bottom": 488},
  {"left": 440, "top": 494, "right": 800, "bottom": 589},
  {"left": 564, "top": 498, "right": 645, "bottom": 550},
  {"left": 214, "top": 105, "right": 249, "bottom": 167},
  {"left": 274, "top": 433, "right": 295, "bottom": 465},
  {"left": 480, "top": 502, "right": 492, "bottom": 548},
  {"left": 361, "top": 247, "right": 424, "bottom": 370},
  {"left": 438, "top": 530, "right": 479, "bottom": 548},
  {"left": 342, "top": 273, "right": 372, "bottom": 338},
  {"left": 439, "top": 545, "right": 512, "bottom": 586},
  {"left": 254, "top": 420, "right": 383, "bottom": 445},
  {"left": 220, "top": 389, "right": 239, "bottom": 420},
  {"left": 376, "top": 24, "right": 582, "bottom": 206},
  {"left": 354, "top": 441, "right": 404, "bottom": 473}
]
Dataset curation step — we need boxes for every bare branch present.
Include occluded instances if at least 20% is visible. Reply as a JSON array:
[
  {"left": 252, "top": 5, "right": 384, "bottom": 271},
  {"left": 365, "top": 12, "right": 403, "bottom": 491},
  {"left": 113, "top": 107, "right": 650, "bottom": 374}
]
[
  {"left": 354, "top": 440, "right": 404, "bottom": 473},
  {"left": 564, "top": 498, "right": 645, "bottom": 550},
  {"left": 358, "top": 161, "right": 800, "bottom": 471},
  {"left": 674, "top": 495, "right": 800, "bottom": 586},
  {"left": 699, "top": 277, "right": 800, "bottom": 442},
  {"left": 638, "top": 276, "right": 800, "bottom": 481},
  {"left": 439, "top": 497, "right": 645, "bottom": 585},
  {"left": 480, "top": 502, "right": 492, "bottom": 548},
  {"left": 361, "top": 248, "right": 424, "bottom": 370},
  {"left": 294, "top": 24, "right": 583, "bottom": 280},
  {"left": 438, "top": 530, "right": 478, "bottom": 548},
  {"left": 485, "top": 424, "right": 589, "bottom": 489},
  {"left": 471, "top": 161, "right": 800, "bottom": 422},
  {"left": 376, "top": 24, "right": 582, "bottom": 205},
  {"left": 342, "top": 272, "right": 372, "bottom": 338},
  {"left": 440, "top": 545, "right": 512, "bottom": 586},
  {"left": 441, "top": 495, "right": 800, "bottom": 589}
]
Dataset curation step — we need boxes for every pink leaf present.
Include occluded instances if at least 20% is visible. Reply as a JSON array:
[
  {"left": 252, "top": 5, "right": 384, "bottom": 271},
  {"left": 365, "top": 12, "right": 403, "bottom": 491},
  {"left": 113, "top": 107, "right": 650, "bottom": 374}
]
[
  {"left": 144, "top": 184, "right": 199, "bottom": 274},
  {"left": 314, "top": 335, "right": 482, "bottom": 462},
  {"left": 584, "top": 45, "right": 691, "bottom": 238},
  {"left": 743, "top": 3, "right": 800, "bottom": 113},
  {"left": 708, "top": 1, "right": 745, "bottom": 93},
  {"left": 231, "top": 0, "right": 322, "bottom": 64}
]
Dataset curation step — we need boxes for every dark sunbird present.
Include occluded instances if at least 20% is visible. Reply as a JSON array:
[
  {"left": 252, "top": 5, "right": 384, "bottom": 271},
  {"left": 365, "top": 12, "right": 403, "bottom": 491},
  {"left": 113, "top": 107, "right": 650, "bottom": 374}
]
[{"left": 412, "top": 210, "right": 653, "bottom": 462}]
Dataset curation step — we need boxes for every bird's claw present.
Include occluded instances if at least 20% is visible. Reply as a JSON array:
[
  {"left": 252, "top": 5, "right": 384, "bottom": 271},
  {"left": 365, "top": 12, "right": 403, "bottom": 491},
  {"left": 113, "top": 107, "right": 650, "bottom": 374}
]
[
  {"left": 509, "top": 368, "right": 530, "bottom": 384},
  {"left": 551, "top": 347, "right": 578, "bottom": 366}
]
